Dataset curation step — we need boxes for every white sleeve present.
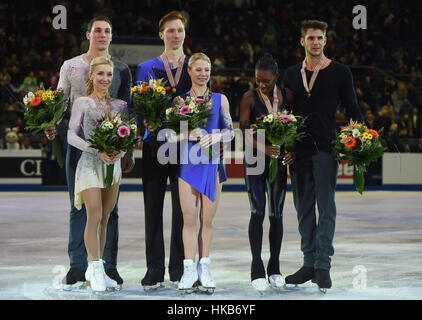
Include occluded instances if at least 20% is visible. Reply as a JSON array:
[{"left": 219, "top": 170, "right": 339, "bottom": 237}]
[{"left": 67, "top": 98, "right": 98, "bottom": 154}]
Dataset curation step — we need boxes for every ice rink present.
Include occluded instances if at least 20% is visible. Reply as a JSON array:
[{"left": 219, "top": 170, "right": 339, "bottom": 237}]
[{"left": 0, "top": 190, "right": 421, "bottom": 300}]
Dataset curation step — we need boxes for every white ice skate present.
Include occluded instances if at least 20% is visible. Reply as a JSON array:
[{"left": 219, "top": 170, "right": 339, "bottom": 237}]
[
  {"left": 178, "top": 259, "right": 199, "bottom": 294},
  {"left": 268, "top": 274, "right": 285, "bottom": 291},
  {"left": 85, "top": 260, "right": 119, "bottom": 290},
  {"left": 251, "top": 278, "right": 267, "bottom": 296},
  {"left": 197, "top": 257, "right": 216, "bottom": 294},
  {"left": 85, "top": 260, "right": 106, "bottom": 292}
]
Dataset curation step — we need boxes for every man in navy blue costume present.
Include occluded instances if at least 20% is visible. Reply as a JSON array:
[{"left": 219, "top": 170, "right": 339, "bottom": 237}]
[
  {"left": 135, "top": 11, "right": 191, "bottom": 289},
  {"left": 283, "top": 19, "right": 364, "bottom": 292},
  {"left": 44, "top": 16, "right": 133, "bottom": 288}
]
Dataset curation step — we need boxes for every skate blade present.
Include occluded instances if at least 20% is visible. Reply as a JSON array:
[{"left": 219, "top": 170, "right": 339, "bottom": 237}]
[
  {"left": 142, "top": 282, "right": 164, "bottom": 292},
  {"left": 198, "top": 286, "right": 215, "bottom": 294},
  {"left": 62, "top": 281, "right": 87, "bottom": 291},
  {"left": 179, "top": 287, "right": 198, "bottom": 295},
  {"left": 106, "top": 284, "right": 122, "bottom": 292},
  {"left": 318, "top": 287, "right": 328, "bottom": 294},
  {"left": 269, "top": 284, "right": 284, "bottom": 292}
]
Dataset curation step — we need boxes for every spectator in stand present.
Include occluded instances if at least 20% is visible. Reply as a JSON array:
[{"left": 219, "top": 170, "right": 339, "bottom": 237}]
[
  {"left": 23, "top": 71, "right": 38, "bottom": 88},
  {"left": 411, "top": 107, "right": 422, "bottom": 138},
  {"left": 399, "top": 98, "right": 414, "bottom": 117}
]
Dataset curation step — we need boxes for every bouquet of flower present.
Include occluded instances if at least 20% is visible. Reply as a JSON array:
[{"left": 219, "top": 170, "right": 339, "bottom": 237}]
[
  {"left": 164, "top": 95, "right": 213, "bottom": 133},
  {"left": 333, "top": 120, "right": 386, "bottom": 194},
  {"left": 87, "top": 113, "right": 139, "bottom": 189},
  {"left": 164, "top": 95, "right": 214, "bottom": 157},
  {"left": 23, "top": 87, "right": 68, "bottom": 167},
  {"left": 252, "top": 110, "right": 306, "bottom": 183},
  {"left": 130, "top": 75, "right": 173, "bottom": 152}
]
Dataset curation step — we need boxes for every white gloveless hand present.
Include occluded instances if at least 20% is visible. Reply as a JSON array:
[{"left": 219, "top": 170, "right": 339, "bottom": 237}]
[
  {"left": 199, "top": 133, "right": 222, "bottom": 148},
  {"left": 188, "top": 128, "right": 204, "bottom": 141}
]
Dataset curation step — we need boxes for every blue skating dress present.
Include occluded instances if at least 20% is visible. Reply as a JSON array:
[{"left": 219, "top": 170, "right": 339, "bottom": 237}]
[{"left": 178, "top": 92, "right": 228, "bottom": 202}]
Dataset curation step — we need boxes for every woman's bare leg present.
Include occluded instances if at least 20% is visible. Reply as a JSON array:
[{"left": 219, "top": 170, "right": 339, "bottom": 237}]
[
  {"left": 81, "top": 188, "right": 102, "bottom": 261},
  {"left": 178, "top": 178, "right": 201, "bottom": 260},
  {"left": 198, "top": 173, "right": 222, "bottom": 259},
  {"left": 99, "top": 183, "right": 120, "bottom": 259}
]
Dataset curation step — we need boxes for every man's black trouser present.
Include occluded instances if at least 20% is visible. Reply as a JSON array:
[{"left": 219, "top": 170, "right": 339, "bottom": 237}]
[
  {"left": 290, "top": 150, "right": 338, "bottom": 271},
  {"left": 141, "top": 143, "right": 184, "bottom": 276}
]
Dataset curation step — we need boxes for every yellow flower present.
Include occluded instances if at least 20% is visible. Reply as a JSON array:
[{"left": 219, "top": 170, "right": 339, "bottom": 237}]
[
  {"left": 366, "top": 140, "right": 372, "bottom": 144},
  {"left": 172, "top": 88, "right": 176, "bottom": 93},
  {"left": 155, "top": 86, "right": 166, "bottom": 96}
]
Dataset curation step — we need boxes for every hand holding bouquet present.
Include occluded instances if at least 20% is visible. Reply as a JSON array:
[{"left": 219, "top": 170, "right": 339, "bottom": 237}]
[
  {"left": 23, "top": 87, "right": 68, "bottom": 167},
  {"left": 164, "top": 95, "right": 214, "bottom": 158},
  {"left": 252, "top": 110, "right": 306, "bottom": 183},
  {"left": 334, "top": 120, "right": 386, "bottom": 194},
  {"left": 87, "top": 113, "right": 139, "bottom": 189}
]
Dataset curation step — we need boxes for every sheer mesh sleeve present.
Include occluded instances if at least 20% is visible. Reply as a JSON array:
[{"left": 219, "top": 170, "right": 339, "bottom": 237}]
[
  {"left": 57, "top": 61, "right": 71, "bottom": 100},
  {"left": 219, "top": 95, "right": 235, "bottom": 142},
  {"left": 67, "top": 97, "right": 98, "bottom": 155}
]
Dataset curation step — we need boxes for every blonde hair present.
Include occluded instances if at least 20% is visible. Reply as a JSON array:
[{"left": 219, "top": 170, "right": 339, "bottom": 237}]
[
  {"left": 188, "top": 53, "right": 211, "bottom": 69},
  {"left": 85, "top": 56, "right": 114, "bottom": 96}
]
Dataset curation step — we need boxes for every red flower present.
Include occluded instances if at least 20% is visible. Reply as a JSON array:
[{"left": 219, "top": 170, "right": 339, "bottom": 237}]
[
  {"left": 344, "top": 136, "right": 356, "bottom": 148},
  {"left": 139, "top": 86, "right": 151, "bottom": 93},
  {"left": 30, "top": 97, "right": 42, "bottom": 106},
  {"left": 368, "top": 129, "right": 379, "bottom": 138}
]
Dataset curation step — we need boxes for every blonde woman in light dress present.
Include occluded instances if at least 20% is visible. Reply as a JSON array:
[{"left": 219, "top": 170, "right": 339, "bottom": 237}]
[{"left": 67, "top": 56, "right": 129, "bottom": 292}]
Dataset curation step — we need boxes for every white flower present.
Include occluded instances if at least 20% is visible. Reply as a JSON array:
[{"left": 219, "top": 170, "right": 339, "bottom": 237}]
[
  {"left": 23, "top": 92, "right": 35, "bottom": 105},
  {"left": 149, "top": 79, "right": 157, "bottom": 90},
  {"left": 352, "top": 129, "right": 360, "bottom": 138},
  {"left": 166, "top": 108, "right": 173, "bottom": 116},
  {"left": 264, "top": 114, "right": 274, "bottom": 122},
  {"left": 189, "top": 102, "right": 196, "bottom": 109}
]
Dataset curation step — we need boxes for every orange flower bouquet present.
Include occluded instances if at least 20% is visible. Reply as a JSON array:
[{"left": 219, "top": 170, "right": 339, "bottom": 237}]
[
  {"left": 23, "top": 87, "right": 67, "bottom": 167},
  {"left": 334, "top": 120, "right": 386, "bottom": 194},
  {"left": 130, "top": 75, "right": 173, "bottom": 153}
]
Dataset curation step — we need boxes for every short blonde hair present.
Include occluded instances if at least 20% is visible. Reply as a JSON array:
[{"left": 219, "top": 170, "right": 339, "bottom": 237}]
[
  {"left": 85, "top": 56, "right": 114, "bottom": 96},
  {"left": 188, "top": 53, "right": 211, "bottom": 69}
]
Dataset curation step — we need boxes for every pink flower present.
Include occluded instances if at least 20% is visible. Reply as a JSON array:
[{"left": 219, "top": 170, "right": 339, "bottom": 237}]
[
  {"left": 95, "top": 118, "right": 103, "bottom": 123},
  {"left": 117, "top": 126, "right": 130, "bottom": 138},
  {"left": 281, "top": 115, "right": 292, "bottom": 123},
  {"left": 256, "top": 115, "right": 265, "bottom": 121},
  {"left": 180, "top": 106, "right": 191, "bottom": 114},
  {"left": 196, "top": 98, "right": 204, "bottom": 103}
]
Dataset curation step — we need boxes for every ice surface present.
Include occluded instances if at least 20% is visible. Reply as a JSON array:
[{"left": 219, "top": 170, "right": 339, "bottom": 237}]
[{"left": 0, "top": 191, "right": 421, "bottom": 300}]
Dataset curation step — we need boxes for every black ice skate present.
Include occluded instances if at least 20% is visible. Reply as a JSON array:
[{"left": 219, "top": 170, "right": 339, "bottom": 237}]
[
  {"left": 315, "top": 269, "right": 332, "bottom": 294},
  {"left": 141, "top": 267, "right": 164, "bottom": 291},
  {"left": 284, "top": 266, "right": 315, "bottom": 287},
  {"left": 62, "top": 268, "right": 86, "bottom": 290},
  {"left": 105, "top": 268, "right": 123, "bottom": 290}
]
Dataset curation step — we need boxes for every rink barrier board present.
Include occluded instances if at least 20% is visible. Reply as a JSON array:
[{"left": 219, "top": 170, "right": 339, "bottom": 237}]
[{"left": 1, "top": 150, "right": 421, "bottom": 191}]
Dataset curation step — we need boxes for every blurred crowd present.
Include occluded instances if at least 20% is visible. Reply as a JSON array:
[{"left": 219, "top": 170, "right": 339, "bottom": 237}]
[{"left": 1, "top": 0, "right": 421, "bottom": 152}]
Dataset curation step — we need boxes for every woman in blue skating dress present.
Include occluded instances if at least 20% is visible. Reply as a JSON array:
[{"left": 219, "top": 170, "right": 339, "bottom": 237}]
[{"left": 173, "top": 53, "right": 234, "bottom": 292}]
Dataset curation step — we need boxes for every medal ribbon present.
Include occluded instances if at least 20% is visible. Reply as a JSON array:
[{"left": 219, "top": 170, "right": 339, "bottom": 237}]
[
  {"left": 300, "top": 55, "right": 326, "bottom": 96},
  {"left": 161, "top": 53, "right": 185, "bottom": 88},
  {"left": 258, "top": 85, "right": 279, "bottom": 115}
]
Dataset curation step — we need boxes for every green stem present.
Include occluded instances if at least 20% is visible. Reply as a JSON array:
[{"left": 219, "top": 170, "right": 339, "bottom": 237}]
[
  {"left": 52, "top": 137, "right": 64, "bottom": 168},
  {"left": 105, "top": 164, "right": 114, "bottom": 189}
]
